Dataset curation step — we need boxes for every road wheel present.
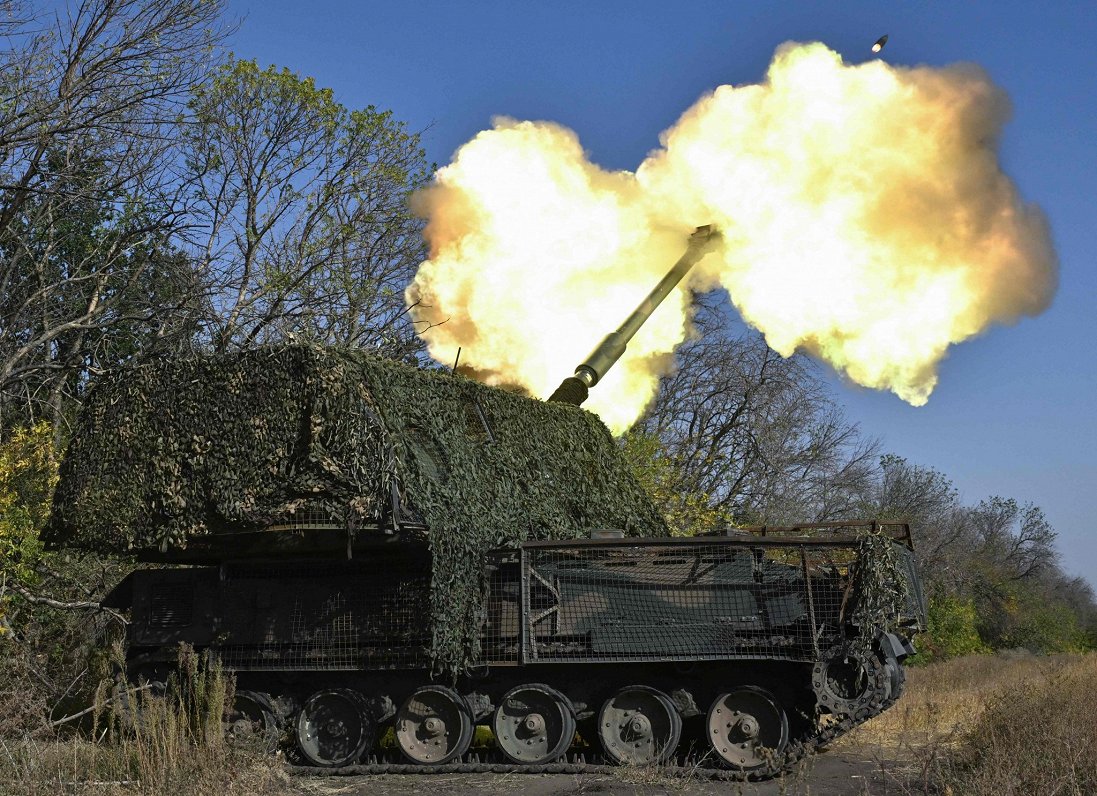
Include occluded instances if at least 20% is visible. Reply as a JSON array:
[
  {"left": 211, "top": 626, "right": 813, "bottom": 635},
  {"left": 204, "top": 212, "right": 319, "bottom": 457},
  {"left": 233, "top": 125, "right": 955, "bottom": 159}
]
[
  {"left": 295, "top": 688, "right": 373, "bottom": 767},
  {"left": 395, "top": 685, "right": 473, "bottom": 764},
  {"left": 598, "top": 685, "right": 681, "bottom": 765},
  {"left": 493, "top": 683, "right": 575, "bottom": 764},
  {"left": 225, "top": 690, "right": 280, "bottom": 753},
  {"left": 706, "top": 686, "right": 789, "bottom": 770}
]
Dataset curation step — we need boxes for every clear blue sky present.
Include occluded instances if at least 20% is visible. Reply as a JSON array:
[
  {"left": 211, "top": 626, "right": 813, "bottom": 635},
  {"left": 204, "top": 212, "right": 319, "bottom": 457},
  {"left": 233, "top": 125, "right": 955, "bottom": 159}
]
[{"left": 226, "top": 0, "right": 1097, "bottom": 588}]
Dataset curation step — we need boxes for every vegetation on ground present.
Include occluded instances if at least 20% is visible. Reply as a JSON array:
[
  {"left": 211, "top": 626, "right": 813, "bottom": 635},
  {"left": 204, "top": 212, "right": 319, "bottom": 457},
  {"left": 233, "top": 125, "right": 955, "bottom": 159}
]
[
  {"left": 0, "top": 646, "right": 294, "bottom": 796},
  {"left": 843, "top": 651, "right": 1097, "bottom": 795}
]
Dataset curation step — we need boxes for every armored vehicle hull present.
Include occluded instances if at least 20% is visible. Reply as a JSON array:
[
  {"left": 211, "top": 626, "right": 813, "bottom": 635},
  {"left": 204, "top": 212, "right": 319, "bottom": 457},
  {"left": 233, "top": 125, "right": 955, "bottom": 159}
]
[{"left": 107, "top": 522, "right": 923, "bottom": 777}]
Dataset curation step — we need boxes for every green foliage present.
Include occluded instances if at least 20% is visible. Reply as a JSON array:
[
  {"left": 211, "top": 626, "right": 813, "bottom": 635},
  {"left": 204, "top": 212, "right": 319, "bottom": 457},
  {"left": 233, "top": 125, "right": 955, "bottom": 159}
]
[
  {"left": 0, "top": 422, "right": 57, "bottom": 643},
  {"left": 0, "top": 423, "right": 57, "bottom": 590},
  {"left": 0, "top": 421, "right": 134, "bottom": 735},
  {"left": 188, "top": 59, "right": 342, "bottom": 149},
  {"left": 183, "top": 58, "right": 431, "bottom": 355},
  {"left": 979, "top": 580, "right": 1090, "bottom": 654},
  {"left": 0, "top": 151, "right": 197, "bottom": 414},
  {"left": 47, "top": 345, "right": 667, "bottom": 672},
  {"left": 619, "top": 429, "right": 733, "bottom": 536},
  {"left": 910, "top": 595, "right": 989, "bottom": 664}
]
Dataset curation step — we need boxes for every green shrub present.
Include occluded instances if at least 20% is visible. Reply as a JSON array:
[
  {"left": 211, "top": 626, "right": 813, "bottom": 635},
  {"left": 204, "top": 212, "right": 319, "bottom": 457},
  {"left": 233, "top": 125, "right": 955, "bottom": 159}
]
[
  {"left": 910, "top": 594, "right": 988, "bottom": 663},
  {"left": 0, "top": 423, "right": 57, "bottom": 590}
]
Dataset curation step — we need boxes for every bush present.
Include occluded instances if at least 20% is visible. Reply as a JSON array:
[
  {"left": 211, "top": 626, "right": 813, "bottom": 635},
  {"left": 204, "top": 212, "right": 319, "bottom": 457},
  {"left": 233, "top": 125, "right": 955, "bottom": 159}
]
[
  {"left": 910, "top": 594, "right": 988, "bottom": 663},
  {"left": 994, "top": 588, "right": 1089, "bottom": 653},
  {"left": 0, "top": 422, "right": 133, "bottom": 735},
  {"left": 0, "top": 422, "right": 57, "bottom": 590}
]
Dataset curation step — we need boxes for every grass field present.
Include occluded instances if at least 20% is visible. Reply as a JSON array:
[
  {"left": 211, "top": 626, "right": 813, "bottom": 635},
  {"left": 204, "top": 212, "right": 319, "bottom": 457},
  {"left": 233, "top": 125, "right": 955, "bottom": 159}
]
[
  {"left": 840, "top": 650, "right": 1097, "bottom": 794},
  {"left": 2, "top": 651, "right": 1095, "bottom": 795}
]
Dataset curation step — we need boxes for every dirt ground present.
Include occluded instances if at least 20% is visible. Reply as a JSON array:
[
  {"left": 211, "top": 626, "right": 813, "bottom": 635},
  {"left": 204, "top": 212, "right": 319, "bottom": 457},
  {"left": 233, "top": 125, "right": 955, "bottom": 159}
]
[{"left": 292, "top": 744, "right": 907, "bottom": 796}]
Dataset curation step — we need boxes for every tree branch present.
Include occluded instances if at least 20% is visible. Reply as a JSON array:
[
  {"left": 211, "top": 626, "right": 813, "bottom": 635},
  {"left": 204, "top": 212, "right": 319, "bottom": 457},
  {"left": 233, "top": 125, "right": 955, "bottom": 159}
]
[{"left": 7, "top": 582, "right": 128, "bottom": 626}]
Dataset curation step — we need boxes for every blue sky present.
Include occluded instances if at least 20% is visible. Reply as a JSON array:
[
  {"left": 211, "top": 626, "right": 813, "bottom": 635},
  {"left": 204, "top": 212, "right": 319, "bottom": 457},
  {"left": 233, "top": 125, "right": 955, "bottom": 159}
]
[{"left": 226, "top": 1, "right": 1097, "bottom": 587}]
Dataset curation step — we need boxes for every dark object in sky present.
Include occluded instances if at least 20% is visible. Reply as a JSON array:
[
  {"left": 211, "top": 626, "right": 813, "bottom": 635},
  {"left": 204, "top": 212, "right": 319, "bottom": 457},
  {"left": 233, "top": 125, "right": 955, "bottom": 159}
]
[{"left": 872, "top": 34, "right": 889, "bottom": 53}]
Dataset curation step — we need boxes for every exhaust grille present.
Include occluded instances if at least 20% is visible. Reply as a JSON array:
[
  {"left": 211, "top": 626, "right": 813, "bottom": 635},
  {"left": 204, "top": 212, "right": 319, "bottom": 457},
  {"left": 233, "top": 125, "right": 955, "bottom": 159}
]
[{"left": 149, "top": 583, "right": 193, "bottom": 628}]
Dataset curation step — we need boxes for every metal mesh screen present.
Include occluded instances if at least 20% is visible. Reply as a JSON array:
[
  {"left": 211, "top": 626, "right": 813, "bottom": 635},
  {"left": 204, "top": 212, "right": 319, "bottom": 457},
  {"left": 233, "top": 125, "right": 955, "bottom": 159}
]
[
  {"left": 480, "top": 551, "right": 522, "bottom": 665},
  {"left": 214, "top": 560, "right": 431, "bottom": 671},
  {"left": 264, "top": 505, "right": 345, "bottom": 531},
  {"left": 503, "top": 541, "right": 862, "bottom": 665},
  {"left": 132, "top": 533, "right": 916, "bottom": 671},
  {"left": 894, "top": 545, "right": 928, "bottom": 629}
]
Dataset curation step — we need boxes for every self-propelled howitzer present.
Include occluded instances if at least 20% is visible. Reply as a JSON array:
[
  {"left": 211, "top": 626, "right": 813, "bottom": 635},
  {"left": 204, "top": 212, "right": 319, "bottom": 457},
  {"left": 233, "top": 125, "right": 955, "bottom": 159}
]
[{"left": 51, "top": 226, "right": 925, "bottom": 780}]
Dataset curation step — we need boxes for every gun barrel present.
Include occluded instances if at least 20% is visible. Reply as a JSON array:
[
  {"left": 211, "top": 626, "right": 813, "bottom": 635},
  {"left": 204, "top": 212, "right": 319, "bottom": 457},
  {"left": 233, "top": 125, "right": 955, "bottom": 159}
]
[{"left": 549, "top": 225, "right": 719, "bottom": 406}]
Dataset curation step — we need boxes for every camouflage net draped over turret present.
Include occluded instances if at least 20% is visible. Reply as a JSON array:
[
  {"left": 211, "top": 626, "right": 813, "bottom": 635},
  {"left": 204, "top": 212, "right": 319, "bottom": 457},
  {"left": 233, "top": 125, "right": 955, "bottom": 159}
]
[
  {"left": 47, "top": 347, "right": 390, "bottom": 548},
  {"left": 46, "top": 345, "right": 668, "bottom": 672}
]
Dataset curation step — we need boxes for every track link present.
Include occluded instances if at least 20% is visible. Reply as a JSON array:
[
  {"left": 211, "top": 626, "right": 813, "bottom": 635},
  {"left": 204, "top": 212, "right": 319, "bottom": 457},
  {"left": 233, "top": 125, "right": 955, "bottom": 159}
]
[{"left": 288, "top": 678, "right": 895, "bottom": 783}]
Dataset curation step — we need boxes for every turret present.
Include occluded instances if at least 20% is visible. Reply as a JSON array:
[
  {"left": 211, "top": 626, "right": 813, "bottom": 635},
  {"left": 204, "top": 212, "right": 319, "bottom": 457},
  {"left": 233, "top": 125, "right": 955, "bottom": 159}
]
[{"left": 548, "top": 224, "right": 720, "bottom": 405}]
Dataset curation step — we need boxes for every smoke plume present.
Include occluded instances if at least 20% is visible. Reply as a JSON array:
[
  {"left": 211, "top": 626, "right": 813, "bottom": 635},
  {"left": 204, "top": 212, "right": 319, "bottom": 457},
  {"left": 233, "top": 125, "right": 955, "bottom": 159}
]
[{"left": 407, "top": 42, "right": 1057, "bottom": 434}]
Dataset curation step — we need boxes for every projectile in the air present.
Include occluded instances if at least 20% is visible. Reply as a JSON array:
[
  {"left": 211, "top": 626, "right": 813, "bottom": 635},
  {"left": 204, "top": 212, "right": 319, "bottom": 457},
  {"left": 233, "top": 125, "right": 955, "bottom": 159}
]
[{"left": 872, "top": 34, "right": 889, "bottom": 53}]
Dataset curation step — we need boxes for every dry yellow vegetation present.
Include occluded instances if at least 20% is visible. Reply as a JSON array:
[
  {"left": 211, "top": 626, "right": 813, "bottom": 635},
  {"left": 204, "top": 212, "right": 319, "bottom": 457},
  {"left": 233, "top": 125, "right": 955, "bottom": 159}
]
[
  {"left": 841, "top": 651, "right": 1097, "bottom": 795},
  {"left": 3, "top": 651, "right": 1096, "bottom": 795}
]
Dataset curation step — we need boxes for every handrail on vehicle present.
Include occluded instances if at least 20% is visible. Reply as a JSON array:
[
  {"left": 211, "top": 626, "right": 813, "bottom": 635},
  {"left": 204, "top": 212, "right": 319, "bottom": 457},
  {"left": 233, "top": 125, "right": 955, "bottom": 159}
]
[{"left": 522, "top": 520, "right": 914, "bottom": 552}]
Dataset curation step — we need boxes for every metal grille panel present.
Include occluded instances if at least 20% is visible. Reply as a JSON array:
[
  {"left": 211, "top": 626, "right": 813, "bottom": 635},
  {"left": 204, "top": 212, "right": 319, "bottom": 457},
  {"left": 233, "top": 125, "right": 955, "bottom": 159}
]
[
  {"left": 130, "top": 532, "right": 917, "bottom": 671},
  {"left": 895, "top": 545, "right": 928, "bottom": 629},
  {"left": 214, "top": 560, "right": 432, "bottom": 671},
  {"left": 265, "top": 505, "right": 344, "bottom": 531},
  {"left": 504, "top": 542, "right": 861, "bottom": 665},
  {"left": 481, "top": 551, "right": 522, "bottom": 664},
  {"left": 149, "top": 583, "right": 194, "bottom": 627}
]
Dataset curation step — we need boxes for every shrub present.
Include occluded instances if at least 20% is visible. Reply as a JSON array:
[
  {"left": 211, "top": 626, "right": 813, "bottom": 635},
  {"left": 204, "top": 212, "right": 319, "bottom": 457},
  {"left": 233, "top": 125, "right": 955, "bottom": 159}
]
[
  {"left": 0, "top": 422, "right": 57, "bottom": 590},
  {"left": 910, "top": 594, "right": 988, "bottom": 663}
]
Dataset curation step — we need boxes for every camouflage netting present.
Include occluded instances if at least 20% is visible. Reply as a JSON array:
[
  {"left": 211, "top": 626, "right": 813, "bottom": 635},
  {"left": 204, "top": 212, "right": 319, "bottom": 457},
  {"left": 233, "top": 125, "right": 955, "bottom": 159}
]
[
  {"left": 45, "top": 345, "right": 668, "bottom": 672},
  {"left": 850, "top": 531, "right": 914, "bottom": 650}
]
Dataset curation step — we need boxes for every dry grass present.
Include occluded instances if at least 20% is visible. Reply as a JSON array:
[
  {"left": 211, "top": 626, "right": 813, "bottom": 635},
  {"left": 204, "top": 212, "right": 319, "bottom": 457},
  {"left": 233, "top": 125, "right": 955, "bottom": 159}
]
[
  {"left": 839, "top": 650, "right": 1067, "bottom": 755},
  {"left": 0, "top": 735, "right": 294, "bottom": 796},
  {"left": 5, "top": 650, "right": 1096, "bottom": 795},
  {"left": 840, "top": 651, "right": 1097, "bottom": 795},
  {"left": 0, "top": 647, "right": 295, "bottom": 796}
]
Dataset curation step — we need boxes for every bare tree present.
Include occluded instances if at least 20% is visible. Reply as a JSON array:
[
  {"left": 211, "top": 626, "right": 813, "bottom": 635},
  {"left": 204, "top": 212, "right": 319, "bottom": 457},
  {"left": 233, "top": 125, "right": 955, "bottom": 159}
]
[
  {"left": 851, "top": 454, "right": 978, "bottom": 590},
  {"left": 629, "top": 293, "right": 878, "bottom": 531},
  {"left": 0, "top": 0, "right": 228, "bottom": 430},
  {"left": 970, "top": 497, "right": 1058, "bottom": 581},
  {"left": 179, "top": 59, "right": 432, "bottom": 360}
]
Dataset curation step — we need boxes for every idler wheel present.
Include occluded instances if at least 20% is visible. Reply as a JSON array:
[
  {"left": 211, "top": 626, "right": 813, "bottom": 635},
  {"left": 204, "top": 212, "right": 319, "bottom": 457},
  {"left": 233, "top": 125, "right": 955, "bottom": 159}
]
[
  {"left": 295, "top": 688, "right": 373, "bottom": 767},
  {"left": 882, "top": 652, "right": 906, "bottom": 703},
  {"left": 225, "top": 689, "right": 280, "bottom": 753},
  {"left": 706, "top": 685, "right": 789, "bottom": 771},
  {"left": 811, "top": 645, "right": 887, "bottom": 718},
  {"left": 492, "top": 683, "right": 575, "bottom": 764},
  {"left": 597, "top": 685, "right": 682, "bottom": 766},
  {"left": 394, "top": 685, "right": 473, "bottom": 764}
]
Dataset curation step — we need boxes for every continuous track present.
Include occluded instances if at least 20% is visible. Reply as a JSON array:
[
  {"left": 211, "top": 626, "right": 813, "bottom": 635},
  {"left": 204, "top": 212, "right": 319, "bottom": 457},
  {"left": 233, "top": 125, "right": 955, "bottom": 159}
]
[{"left": 288, "top": 672, "right": 896, "bottom": 783}]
